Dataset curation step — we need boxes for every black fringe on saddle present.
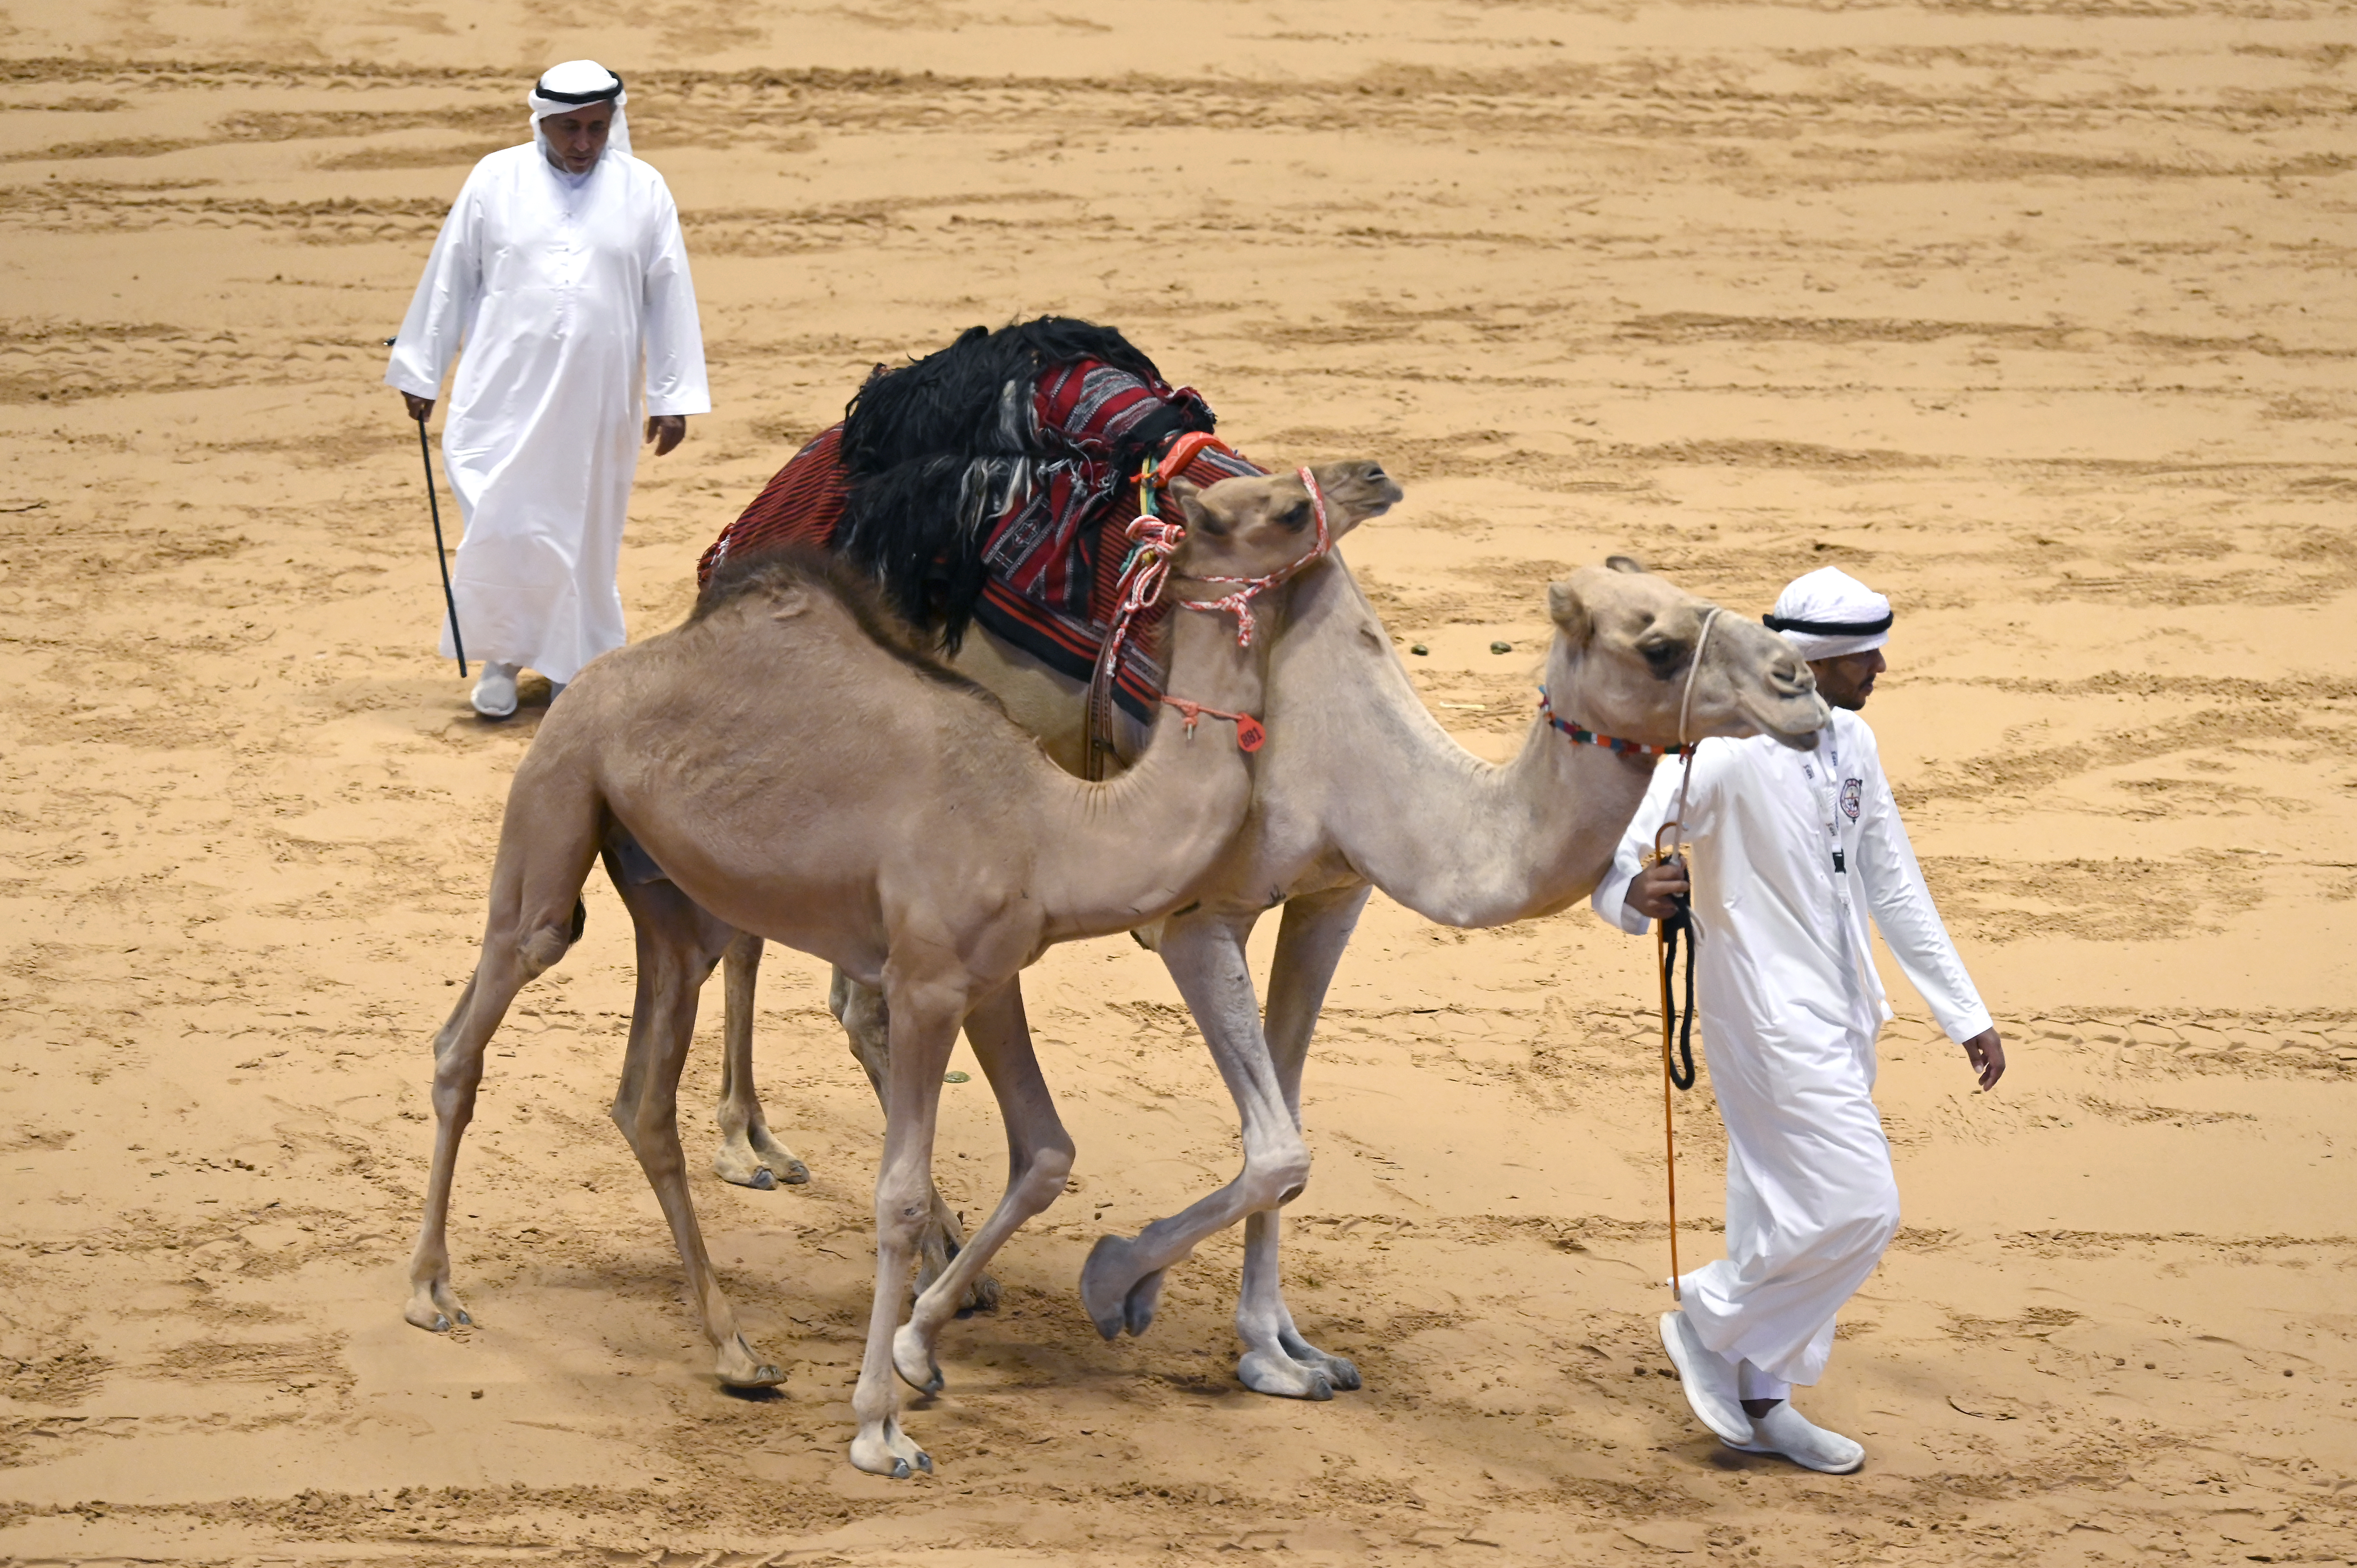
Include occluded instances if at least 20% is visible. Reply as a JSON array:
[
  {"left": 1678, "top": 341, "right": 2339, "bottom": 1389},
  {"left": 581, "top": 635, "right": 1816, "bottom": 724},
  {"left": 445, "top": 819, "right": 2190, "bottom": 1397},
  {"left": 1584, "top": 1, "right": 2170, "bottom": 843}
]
[
  {"left": 839, "top": 317, "right": 1164, "bottom": 473},
  {"left": 829, "top": 316, "right": 1213, "bottom": 650}
]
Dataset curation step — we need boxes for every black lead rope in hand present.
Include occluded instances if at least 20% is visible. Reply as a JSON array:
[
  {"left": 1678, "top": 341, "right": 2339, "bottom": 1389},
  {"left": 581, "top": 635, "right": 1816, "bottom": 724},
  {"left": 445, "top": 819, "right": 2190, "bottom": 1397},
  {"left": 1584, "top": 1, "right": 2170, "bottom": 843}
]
[
  {"left": 1648, "top": 837, "right": 1699, "bottom": 1301},
  {"left": 1658, "top": 890, "right": 1700, "bottom": 1092}
]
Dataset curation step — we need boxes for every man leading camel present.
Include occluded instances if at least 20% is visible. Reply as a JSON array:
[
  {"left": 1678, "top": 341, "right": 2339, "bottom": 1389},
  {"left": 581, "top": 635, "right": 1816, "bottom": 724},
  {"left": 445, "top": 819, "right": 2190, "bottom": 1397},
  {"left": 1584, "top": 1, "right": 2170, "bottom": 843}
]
[
  {"left": 1593, "top": 565, "right": 2004, "bottom": 1474},
  {"left": 385, "top": 60, "right": 708, "bottom": 718}
]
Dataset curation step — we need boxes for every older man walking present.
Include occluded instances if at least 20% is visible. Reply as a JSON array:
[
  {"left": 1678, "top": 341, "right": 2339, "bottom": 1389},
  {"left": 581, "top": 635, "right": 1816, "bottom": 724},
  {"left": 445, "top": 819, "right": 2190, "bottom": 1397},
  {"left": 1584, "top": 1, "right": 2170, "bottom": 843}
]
[
  {"left": 386, "top": 60, "right": 709, "bottom": 718},
  {"left": 1592, "top": 566, "right": 2004, "bottom": 1473}
]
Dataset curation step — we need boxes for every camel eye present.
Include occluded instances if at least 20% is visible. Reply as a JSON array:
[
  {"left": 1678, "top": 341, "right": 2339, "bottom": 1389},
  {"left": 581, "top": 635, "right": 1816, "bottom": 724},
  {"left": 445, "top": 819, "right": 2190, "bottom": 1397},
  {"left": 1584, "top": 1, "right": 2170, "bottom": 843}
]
[
  {"left": 1637, "top": 636, "right": 1688, "bottom": 678},
  {"left": 1277, "top": 499, "right": 1313, "bottom": 531}
]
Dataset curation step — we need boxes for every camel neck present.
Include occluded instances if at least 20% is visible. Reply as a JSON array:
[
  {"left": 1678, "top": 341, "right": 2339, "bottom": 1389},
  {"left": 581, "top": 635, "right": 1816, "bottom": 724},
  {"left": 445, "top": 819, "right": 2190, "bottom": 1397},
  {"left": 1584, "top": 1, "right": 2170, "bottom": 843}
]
[
  {"left": 1289, "top": 568, "right": 1661, "bottom": 928},
  {"left": 1034, "top": 593, "right": 1264, "bottom": 942}
]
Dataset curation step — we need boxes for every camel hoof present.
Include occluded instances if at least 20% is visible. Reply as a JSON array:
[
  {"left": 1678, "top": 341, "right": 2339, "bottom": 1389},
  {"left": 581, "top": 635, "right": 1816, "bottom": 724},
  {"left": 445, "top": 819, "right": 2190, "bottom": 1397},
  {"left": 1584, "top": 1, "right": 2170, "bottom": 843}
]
[
  {"left": 892, "top": 1325, "right": 944, "bottom": 1395},
  {"left": 717, "top": 1333, "right": 787, "bottom": 1388},
  {"left": 1078, "top": 1234, "right": 1142, "bottom": 1339},
  {"left": 1122, "top": 1270, "right": 1166, "bottom": 1338},
  {"left": 713, "top": 1136, "right": 809, "bottom": 1191},
  {"left": 958, "top": 1270, "right": 1000, "bottom": 1318},
  {"left": 405, "top": 1273, "right": 475, "bottom": 1335},
  {"left": 1279, "top": 1329, "right": 1359, "bottom": 1391},
  {"left": 853, "top": 1420, "right": 932, "bottom": 1478},
  {"left": 721, "top": 1365, "right": 786, "bottom": 1389},
  {"left": 1239, "top": 1349, "right": 1335, "bottom": 1401}
]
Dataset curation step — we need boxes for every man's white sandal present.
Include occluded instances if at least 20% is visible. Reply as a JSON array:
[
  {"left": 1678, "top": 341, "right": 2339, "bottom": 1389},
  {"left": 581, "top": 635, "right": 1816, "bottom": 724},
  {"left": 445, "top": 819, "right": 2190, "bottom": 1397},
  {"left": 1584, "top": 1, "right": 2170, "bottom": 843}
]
[
  {"left": 1724, "top": 1402, "right": 1866, "bottom": 1474},
  {"left": 471, "top": 662, "right": 519, "bottom": 719},
  {"left": 1658, "top": 1312, "right": 1751, "bottom": 1446}
]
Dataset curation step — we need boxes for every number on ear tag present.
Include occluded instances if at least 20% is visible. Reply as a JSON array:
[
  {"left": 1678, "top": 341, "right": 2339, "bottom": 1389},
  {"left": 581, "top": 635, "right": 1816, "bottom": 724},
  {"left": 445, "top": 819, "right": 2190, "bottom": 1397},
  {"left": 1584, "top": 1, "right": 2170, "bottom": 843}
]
[{"left": 1234, "top": 715, "right": 1266, "bottom": 752}]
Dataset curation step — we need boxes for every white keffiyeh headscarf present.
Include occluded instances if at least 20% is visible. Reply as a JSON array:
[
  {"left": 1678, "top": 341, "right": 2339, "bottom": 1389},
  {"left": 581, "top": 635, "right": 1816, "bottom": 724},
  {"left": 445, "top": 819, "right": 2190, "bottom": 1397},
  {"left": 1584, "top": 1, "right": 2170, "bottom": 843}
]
[
  {"left": 1764, "top": 567, "right": 1892, "bottom": 661},
  {"left": 529, "top": 59, "right": 631, "bottom": 166}
]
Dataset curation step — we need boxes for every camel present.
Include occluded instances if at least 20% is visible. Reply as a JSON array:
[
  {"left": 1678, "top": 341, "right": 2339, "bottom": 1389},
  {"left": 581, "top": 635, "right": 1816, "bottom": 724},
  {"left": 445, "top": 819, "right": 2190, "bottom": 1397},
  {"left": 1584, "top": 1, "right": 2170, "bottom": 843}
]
[
  {"left": 401, "top": 459, "right": 1404, "bottom": 1478},
  {"left": 713, "top": 553, "right": 1829, "bottom": 1397}
]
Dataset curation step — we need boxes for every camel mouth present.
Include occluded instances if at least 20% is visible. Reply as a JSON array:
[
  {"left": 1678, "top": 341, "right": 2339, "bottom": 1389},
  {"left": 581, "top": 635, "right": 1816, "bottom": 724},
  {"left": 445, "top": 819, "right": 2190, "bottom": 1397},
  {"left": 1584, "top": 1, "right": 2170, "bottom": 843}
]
[
  {"left": 1310, "top": 460, "right": 1405, "bottom": 526},
  {"left": 1753, "top": 692, "right": 1831, "bottom": 749}
]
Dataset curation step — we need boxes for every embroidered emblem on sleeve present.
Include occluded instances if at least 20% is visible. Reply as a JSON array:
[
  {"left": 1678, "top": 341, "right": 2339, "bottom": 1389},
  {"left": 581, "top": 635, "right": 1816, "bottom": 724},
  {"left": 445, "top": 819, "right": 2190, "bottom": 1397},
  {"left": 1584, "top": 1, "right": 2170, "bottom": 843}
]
[{"left": 1840, "top": 778, "right": 1862, "bottom": 820}]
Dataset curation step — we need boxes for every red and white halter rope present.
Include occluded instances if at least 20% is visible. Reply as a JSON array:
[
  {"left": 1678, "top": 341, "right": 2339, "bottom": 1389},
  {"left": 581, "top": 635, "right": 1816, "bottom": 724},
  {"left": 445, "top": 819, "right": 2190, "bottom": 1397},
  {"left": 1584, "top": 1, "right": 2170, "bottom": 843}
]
[
  {"left": 1170, "top": 464, "right": 1333, "bottom": 647},
  {"left": 1090, "top": 455, "right": 1334, "bottom": 748}
]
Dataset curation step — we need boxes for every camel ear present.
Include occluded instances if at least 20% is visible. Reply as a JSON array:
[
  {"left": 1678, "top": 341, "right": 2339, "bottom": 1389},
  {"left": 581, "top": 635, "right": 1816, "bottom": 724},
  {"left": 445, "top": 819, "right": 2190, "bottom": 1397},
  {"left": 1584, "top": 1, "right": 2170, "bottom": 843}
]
[
  {"left": 1606, "top": 554, "right": 1647, "bottom": 575},
  {"left": 1547, "top": 579, "right": 1592, "bottom": 647},
  {"left": 1172, "top": 479, "right": 1227, "bottom": 537}
]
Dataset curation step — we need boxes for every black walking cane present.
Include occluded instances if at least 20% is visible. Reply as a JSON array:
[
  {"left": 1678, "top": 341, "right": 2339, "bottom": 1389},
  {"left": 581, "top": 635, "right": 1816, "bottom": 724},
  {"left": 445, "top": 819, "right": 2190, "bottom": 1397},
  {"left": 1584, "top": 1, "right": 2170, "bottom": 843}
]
[
  {"left": 401, "top": 403, "right": 467, "bottom": 678},
  {"left": 415, "top": 416, "right": 467, "bottom": 676},
  {"left": 388, "top": 336, "right": 466, "bottom": 677}
]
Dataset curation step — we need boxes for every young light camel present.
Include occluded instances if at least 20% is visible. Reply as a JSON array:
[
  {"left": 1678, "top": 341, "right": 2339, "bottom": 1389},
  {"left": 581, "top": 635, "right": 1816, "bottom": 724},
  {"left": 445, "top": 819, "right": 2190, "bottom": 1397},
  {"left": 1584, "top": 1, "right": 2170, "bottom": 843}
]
[
  {"left": 402, "top": 461, "right": 1402, "bottom": 1478},
  {"left": 715, "top": 555, "right": 1828, "bottom": 1399}
]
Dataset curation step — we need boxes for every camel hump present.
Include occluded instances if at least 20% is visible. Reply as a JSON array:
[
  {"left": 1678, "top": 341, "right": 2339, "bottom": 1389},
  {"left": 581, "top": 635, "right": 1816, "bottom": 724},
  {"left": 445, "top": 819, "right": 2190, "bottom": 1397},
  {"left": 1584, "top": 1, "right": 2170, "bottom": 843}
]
[{"left": 690, "top": 545, "right": 995, "bottom": 701}]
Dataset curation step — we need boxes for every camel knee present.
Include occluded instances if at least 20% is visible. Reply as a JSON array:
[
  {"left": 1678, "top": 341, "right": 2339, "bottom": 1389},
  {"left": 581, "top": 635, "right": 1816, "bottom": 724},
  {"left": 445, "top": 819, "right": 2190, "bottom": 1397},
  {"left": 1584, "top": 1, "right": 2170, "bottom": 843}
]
[
  {"left": 1018, "top": 1140, "right": 1075, "bottom": 1206},
  {"left": 874, "top": 1175, "right": 932, "bottom": 1246},
  {"left": 612, "top": 1100, "right": 677, "bottom": 1143},
  {"left": 427, "top": 1035, "right": 484, "bottom": 1117},
  {"left": 429, "top": 1081, "right": 475, "bottom": 1125},
  {"left": 1241, "top": 1143, "right": 1312, "bottom": 1211},
  {"left": 516, "top": 919, "right": 573, "bottom": 977}
]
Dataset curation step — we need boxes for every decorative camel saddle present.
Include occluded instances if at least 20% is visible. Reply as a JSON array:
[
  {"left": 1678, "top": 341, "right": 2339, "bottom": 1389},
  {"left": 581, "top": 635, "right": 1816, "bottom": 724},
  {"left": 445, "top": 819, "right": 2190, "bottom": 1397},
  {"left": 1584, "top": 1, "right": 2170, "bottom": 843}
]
[{"left": 696, "top": 318, "right": 1265, "bottom": 728}]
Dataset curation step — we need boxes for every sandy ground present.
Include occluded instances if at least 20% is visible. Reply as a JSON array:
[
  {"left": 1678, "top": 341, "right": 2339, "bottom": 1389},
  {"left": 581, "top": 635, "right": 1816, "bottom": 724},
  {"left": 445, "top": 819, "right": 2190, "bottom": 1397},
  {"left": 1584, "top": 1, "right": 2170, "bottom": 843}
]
[{"left": 3, "top": 2, "right": 2356, "bottom": 1563}]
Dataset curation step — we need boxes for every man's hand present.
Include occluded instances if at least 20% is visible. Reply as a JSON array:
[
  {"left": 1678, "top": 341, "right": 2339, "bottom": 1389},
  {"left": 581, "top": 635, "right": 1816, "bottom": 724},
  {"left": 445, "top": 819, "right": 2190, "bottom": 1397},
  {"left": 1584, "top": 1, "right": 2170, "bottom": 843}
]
[
  {"left": 402, "top": 391, "right": 434, "bottom": 423},
  {"left": 646, "top": 414, "right": 687, "bottom": 456},
  {"left": 1623, "top": 857, "right": 1691, "bottom": 922},
  {"left": 1961, "top": 1027, "right": 2005, "bottom": 1091}
]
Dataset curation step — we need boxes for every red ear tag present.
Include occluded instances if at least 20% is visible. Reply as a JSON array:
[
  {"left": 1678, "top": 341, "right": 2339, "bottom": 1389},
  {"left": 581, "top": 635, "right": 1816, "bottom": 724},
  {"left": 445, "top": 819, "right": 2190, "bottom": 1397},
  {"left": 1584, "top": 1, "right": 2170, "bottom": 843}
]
[{"left": 1234, "top": 715, "right": 1266, "bottom": 752}]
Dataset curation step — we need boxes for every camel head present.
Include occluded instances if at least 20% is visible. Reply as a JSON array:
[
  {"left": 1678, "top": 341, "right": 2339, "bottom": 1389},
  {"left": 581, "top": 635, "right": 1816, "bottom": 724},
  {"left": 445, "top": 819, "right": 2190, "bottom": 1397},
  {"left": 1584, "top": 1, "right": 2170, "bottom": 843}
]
[
  {"left": 1167, "top": 460, "right": 1404, "bottom": 583},
  {"left": 1541, "top": 556, "right": 1827, "bottom": 751}
]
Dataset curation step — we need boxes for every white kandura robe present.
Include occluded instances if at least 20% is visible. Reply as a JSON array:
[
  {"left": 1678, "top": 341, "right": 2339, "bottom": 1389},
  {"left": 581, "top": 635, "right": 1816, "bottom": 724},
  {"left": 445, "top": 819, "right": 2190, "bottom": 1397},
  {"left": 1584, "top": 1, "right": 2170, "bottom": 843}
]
[
  {"left": 385, "top": 143, "right": 709, "bottom": 684},
  {"left": 1593, "top": 708, "right": 1990, "bottom": 1394}
]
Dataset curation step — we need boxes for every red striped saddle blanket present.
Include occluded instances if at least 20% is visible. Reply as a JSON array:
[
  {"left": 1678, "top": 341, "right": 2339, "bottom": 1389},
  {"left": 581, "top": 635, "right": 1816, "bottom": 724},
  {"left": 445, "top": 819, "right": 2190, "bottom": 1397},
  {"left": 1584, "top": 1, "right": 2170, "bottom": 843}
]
[{"left": 696, "top": 359, "right": 1263, "bottom": 721}]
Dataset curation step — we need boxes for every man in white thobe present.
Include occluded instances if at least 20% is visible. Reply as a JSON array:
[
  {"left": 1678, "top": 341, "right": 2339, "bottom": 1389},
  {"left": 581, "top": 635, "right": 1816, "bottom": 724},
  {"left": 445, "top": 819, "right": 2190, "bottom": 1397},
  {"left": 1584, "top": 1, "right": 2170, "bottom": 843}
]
[
  {"left": 386, "top": 60, "right": 710, "bottom": 718},
  {"left": 1592, "top": 566, "right": 2005, "bottom": 1473}
]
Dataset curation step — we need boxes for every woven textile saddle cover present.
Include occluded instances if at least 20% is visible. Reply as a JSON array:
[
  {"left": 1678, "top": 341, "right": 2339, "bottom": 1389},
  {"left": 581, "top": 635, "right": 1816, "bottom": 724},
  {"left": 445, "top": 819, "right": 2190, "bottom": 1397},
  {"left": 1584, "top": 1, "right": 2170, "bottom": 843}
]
[{"left": 696, "top": 359, "right": 1263, "bottom": 721}]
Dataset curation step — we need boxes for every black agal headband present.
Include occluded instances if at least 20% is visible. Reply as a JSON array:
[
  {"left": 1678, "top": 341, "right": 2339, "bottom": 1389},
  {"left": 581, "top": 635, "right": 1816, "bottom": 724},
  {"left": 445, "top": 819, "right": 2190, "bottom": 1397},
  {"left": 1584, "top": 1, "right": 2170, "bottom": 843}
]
[
  {"left": 1762, "top": 610, "right": 1893, "bottom": 636},
  {"left": 536, "top": 73, "right": 623, "bottom": 106}
]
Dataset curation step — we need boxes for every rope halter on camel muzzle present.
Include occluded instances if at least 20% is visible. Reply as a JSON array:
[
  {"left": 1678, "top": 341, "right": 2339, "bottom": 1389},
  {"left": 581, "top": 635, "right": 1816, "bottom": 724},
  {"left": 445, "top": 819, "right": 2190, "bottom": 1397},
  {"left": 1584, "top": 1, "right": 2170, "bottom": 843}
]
[{"left": 1086, "top": 454, "right": 1335, "bottom": 767}]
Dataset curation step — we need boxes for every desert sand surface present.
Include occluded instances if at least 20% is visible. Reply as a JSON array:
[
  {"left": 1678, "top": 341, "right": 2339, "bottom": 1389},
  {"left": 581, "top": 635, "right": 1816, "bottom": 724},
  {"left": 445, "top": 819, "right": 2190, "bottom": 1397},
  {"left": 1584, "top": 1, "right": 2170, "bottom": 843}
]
[{"left": 3, "top": 1, "right": 2355, "bottom": 1563}]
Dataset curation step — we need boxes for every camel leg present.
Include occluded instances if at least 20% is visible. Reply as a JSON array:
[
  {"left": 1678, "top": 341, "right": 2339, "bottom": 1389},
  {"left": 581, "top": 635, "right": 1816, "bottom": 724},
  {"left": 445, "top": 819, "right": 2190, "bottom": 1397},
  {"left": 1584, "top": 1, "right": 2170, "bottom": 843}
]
[
  {"left": 406, "top": 961, "right": 535, "bottom": 1333},
  {"left": 609, "top": 871, "right": 784, "bottom": 1389},
  {"left": 830, "top": 967, "right": 999, "bottom": 1314},
  {"left": 849, "top": 969, "right": 966, "bottom": 1478},
  {"left": 406, "top": 776, "right": 600, "bottom": 1336},
  {"left": 891, "top": 977, "right": 1074, "bottom": 1394},
  {"left": 1237, "top": 885, "right": 1372, "bottom": 1394},
  {"left": 1077, "top": 907, "right": 1328, "bottom": 1396},
  {"left": 712, "top": 931, "right": 811, "bottom": 1190}
]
